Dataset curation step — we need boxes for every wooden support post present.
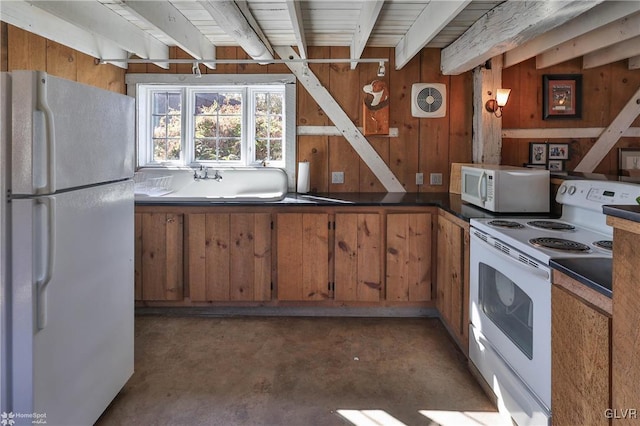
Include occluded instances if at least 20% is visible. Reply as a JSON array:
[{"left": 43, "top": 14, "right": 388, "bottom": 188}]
[{"left": 472, "top": 56, "right": 503, "bottom": 164}]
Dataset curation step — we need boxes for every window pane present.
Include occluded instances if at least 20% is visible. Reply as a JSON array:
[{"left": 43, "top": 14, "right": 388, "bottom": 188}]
[
  {"left": 255, "top": 116, "right": 268, "bottom": 139},
  {"left": 196, "top": 93, "right": 222, "bottom": 113},
  {"left": 219, "top": 116, "right": 241, "bottom": 138},
  {"left": 255, "top": 139, "right": 268, "bottom": 160},
  {"left": 152, "top": 92, "right": 181, "bottom": 114},
  {"left": 152, "top": 115, "right": 181, "bottom": 138},
  {"left": 219, "top": 138, "right": 241, "bottom": 161},
  {"left": 255, "top": 93, "right": 268, "bottom": 114},
  {"left": 153, "top": 138, "right": 181, "bottom": 162},
  {"left": 270, "top": 116, "right": 283, "bottom": 138},
  {"left": 195, "top": 116, "right": 217, "bottom": 138},
  {"left": 194, "top": 138, "right": 217, "bottom": 161},
  {"left": 269, "top": 94, "right": 283, "bottom": 115},
  {"left": 270, "top": 139, "right": 283, "bottom": 160}
]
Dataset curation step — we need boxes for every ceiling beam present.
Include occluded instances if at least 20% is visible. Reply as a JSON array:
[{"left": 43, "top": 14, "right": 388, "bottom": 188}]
[
  {"left": 583, "top": 35, "right": 640, "bottom": 69},
  {"left": 441, "top": 0, "right": 604, "bottom": 75},
  {"left": 274, "top": 45, "right": 405, "bottom": 192},
  {"left": 504, "top": 1, "right": 640, "bottom": 68},
  {"left": 285, "top": 0, "right": 307, "bottom": 60},
  {"left": 536, "top": 11, "right": 640, "bottom": 69},
  {"left": 1, "top": 1, "right": 128, "bottom": 68},
  {"left": 574, "top": 85, "right": 640, "bottom": 172},
  {"left": 396, "top": 0, "right": 469, "bottom": 71},
  {"left": 118, "top": 0, "right": 216, "bottom": 69},
  {"left": 28, "top": 0, "right": 169, "bottom": 69},
  {"left": 350, "top": 0, "right": 384, "bottom": 69},
  {"left": 198, "top": 0, "right": 273, "bottom": 61}
]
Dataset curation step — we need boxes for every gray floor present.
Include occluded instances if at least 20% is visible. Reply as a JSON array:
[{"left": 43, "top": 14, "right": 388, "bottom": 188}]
[{"left": 96, "top": 316, "right": 502, "bottom": 426}]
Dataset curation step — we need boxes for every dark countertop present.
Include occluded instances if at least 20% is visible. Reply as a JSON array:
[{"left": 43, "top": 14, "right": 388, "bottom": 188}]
[
  {"left": 603, "top": 204, "right": 640, "bottom": 223},
  {"left": 550, "top": 258, "right": 612, "bottom": 298}
]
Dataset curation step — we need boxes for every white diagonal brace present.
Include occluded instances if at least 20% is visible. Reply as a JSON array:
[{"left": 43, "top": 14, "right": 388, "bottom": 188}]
[
  {"left": 396, "top": 0, "right": 469, "bottom": 71},
  {"left": 119, "top": 0, "right": 216, "bottom": 69},
  {"left": 286, "top": 0, "right": 307, "bottom": 60},
  {"left": 536, "top": 11, "right": 640, "bottom": 69},
  {"left": 504, "top": 1, "right": 640, "bottom": 68},
  {"left": 441, "top": 0, "right": 603, "bottom": 75},
  {"left": 630, "top": 56, "right": 640, "bottom": 70},
  {"left": 574, "top": 86, "right": 640, "bottom": 172},
  {"left": 583, "top": 35, "right": 640, "bottom": 69},
  {"left": 1, "top": 1, "right": 128, "bottom": 68},
  {"left": 274, "top": 46, "right": 405, "bottom": 192},
  {"left": 350, "top": 0, "right": 384, "bottom": 69},
  {"left": 29, "top": 0, "right": 169, "bottom": 69},
  {"left": 199, "top": 0, "right": 273, "bottom": 61}
]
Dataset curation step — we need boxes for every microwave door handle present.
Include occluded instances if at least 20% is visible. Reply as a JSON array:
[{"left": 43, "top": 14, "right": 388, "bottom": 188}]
[{"left": 477, "top": 171, "right": 487, "bottom": 203}]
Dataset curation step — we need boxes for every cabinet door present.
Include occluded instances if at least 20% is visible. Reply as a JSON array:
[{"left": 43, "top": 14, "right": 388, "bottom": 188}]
[
  {"left": 138, "top": 212, "right": 184, "bottom": 301},
  {"left": 187, "top": 213, "right": 271, "bottom": 302},
  {"left": 334, "top": 213, "right": 381, "bottom": 302},
  {"left": 436, "top": 215, "right": 465, "bottom": 342},
  {"left": 386, "top": 213, "right": 432, "bottom": 301},
  {"left": 552, "top": 285, "right": 610, "bottom": 426},
  {"left": 276, "top": 213, "right": 330, "bottom": 301}
]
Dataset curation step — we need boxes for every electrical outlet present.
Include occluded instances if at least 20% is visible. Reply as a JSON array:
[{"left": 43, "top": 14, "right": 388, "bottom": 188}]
[
  {"left": 416, "top": 173, "right": 424, "bottom": 185},
  {"left": 430, "top": 173, "right": 443, "bottom": 185},
  {"left": 331, "top": 171, "right": 344, "bottom": 184}
]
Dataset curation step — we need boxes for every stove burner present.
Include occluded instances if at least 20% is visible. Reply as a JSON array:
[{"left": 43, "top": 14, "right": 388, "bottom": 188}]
[
  {"left": 593, "top": 240, "right": 613, "bottom": 251},
  {"left": 527, "top": 220, "right": 575, "bottom": 231},
  {"left": 529, "top": 237, "right": 591, "bottom": 252},
  {"left": 488, "top": 220, "right": 525, "bottom": 229}
]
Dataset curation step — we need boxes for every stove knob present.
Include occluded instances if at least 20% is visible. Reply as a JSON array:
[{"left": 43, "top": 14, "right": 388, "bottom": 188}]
[
  {"left": 568, "top": 185, "right": 576, "bottom": 195},
  {"left": 559, "top": 185, "right": 567, "bottom": 194}
]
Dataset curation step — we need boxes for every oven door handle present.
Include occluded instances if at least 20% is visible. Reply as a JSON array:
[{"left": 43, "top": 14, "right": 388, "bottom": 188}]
[{"left": 472, "top": 233, "right": 550, "bottom": 281}]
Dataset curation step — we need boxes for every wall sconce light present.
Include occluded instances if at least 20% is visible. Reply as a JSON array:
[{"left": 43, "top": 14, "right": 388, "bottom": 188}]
[
  {"left": 485, "top": 88, "right": 511, "bottom": 117},
  {"left": 377, "top": 61, "right": 386, "bottom": 77}
]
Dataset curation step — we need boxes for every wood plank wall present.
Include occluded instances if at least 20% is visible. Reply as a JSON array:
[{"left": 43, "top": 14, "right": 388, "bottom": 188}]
[
  {"left": 1, "top": 23, "right": 125, "bottom": 94},
  {"left": 502, "top": 57, "right": 640, "bottom": 174}
]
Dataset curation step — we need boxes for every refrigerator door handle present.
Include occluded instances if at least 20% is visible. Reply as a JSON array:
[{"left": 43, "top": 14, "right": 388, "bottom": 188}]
[
  {"left": 36, "top": 196, "right": 56, "bottom": 330},
  {"left": 35, "top": 73, "right": 56, "bottom": 195}
]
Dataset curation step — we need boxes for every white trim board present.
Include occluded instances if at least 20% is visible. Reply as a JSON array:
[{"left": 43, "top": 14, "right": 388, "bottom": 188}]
[{"left": 298, "top": 126, "right": 399, "bottom": 138}]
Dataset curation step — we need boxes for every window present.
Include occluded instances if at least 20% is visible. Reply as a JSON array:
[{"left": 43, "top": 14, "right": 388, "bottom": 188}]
[{"left": 130, "top": 74, "right": 295, "bottom": 182}]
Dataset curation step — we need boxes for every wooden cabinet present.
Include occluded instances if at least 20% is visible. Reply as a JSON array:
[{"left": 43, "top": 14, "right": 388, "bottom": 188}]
[
  {"left": 135, "top": 212, "right": 184, "bottom": 301},
  {"left": 386, "top": 212, "right": 432, "bottom": 302},
  {"left": 275, "top": 213, "right": 331, "bottom": 301},
  {"left": 551, "top": 276, "right": 611, "bottom": 426},
  {"left": 435, "top": 210, "right": 469, "bottom": 353},
  {"left": 334, "top": 213, "right": 382, "bottom": 302},
  {"left": 186, "top": 213, "right": 271, "bottom": 302}
]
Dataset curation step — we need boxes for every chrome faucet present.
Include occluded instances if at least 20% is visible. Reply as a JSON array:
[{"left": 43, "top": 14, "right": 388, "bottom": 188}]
[
  {"left": 193, "top": 165, "right": 208, "bottom": 181},
  {"left": 212, "top": 170, "right": 222, "bottom": 181}
]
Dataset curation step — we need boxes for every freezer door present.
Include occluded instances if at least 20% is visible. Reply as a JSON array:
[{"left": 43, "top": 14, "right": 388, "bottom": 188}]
[
  {"left": 11, "top": 181, "right": 134, "bottom": 425},
  {"left": 10, "top": 70, "right": 135, "bottom": 195}
]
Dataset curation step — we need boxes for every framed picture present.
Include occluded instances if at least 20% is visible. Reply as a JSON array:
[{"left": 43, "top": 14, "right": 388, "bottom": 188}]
[
  {"left": 543, "top": 74, "right": 582, "bottom": 120},
  {"left": 548, "top": 143, "right": 569, "bottom": 160},
  {"left": 548, "top": 160, "right": 564, "bottom": 172},
  {"left": 529, "top": 142, "right": 548, "bottom": 165},
  {"left": 618, "top": 148, "right": 640, "bottom": 176}
]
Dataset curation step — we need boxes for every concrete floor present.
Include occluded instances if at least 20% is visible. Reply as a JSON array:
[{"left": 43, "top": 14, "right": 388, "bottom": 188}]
[{"left": 96, "top": 315, "right": 504, "bottom": 426}]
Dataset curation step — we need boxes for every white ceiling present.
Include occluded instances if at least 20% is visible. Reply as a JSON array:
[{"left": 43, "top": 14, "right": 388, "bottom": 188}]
[{"left": 2, "top": 0, "right": 639, "bottom": 73}]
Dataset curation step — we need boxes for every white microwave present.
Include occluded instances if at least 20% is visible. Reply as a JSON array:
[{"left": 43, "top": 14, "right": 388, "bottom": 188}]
[{"left": 460, "top": 165, "right": 550, "bottom": 213}]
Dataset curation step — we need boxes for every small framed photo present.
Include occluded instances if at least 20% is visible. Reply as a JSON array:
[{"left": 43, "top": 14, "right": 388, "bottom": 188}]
[
  {"left": 618, "top": 148, "right": 640, "bottom": 176},
  {"left": 543, "top": 74, "right": 582, "bottom": 120},
  {"left": 529, "top": 142, "right": 548, "bottom": 165},
  {"left": 548, "top": 143, "right": 569, "bottom": 160},
  {"left": 548, "top": 160, "right": 564, "bottom": 172}
]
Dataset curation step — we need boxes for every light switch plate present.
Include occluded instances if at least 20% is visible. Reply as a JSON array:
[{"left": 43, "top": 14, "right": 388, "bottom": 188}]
[
  {"left": 331, "top": 171, "right": 344, "bottom": 184},
  {"left": 430, "top": 173, "right": 443, "bottom": 185},
  {"left": 416, "top": 173, "right": 424, "bottom": 185}
]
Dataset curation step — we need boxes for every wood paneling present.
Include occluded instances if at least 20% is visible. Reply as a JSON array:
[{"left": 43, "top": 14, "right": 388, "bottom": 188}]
[
  {"left": 501, "top": 57, "right": 640, "bottom": 173},
  {"left": 276, "top": 213, "right": 330, "bottom": 301},
  {"left": 611, "top": 226, "right": 640, "bottom": 414},
  {"left": 386, "top": 212, "right": 432, "bottom": 301},
  {"left": 334, "top": 213, "right": 381, "bottom": 302},
  {"left": 552, "top": 284, "right": 611, "bottom": 426},
  {"left": 139, "top": 212, "right": 184, "bottom": 301},
  {"left": 187, "top": 213, "right": 271, "bottom": 302}
]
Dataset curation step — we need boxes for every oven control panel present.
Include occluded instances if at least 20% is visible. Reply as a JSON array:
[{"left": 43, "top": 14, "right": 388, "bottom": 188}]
[{"left": 557, "top": 180, "right": 640, "bottom": 210}]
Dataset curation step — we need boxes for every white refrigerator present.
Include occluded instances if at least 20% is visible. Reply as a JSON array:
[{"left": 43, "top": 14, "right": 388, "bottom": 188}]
[{"left": 1, "top": 71, "right": 135, "bottom": 425}]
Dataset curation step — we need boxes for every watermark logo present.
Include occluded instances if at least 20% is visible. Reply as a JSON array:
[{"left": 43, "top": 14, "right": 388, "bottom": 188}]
[
  {"left": 604, "top": 408, "right": 638, "bottom": 419},
  {"left": 1, "top": 412, "right": 47, "bottom": 425},
  {"left": 0, "top": 412, "right": 15, "bottom": 426}
]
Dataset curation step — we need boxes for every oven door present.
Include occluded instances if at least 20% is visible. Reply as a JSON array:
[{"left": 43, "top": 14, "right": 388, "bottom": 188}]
[{"left": 469, "top": 228, "right": 551, "bottom": 409}]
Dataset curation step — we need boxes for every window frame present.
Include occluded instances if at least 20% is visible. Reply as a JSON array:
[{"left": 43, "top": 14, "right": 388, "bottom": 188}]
[{"left": 126, "top": 73, "right": 296, "bottom": 189}]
